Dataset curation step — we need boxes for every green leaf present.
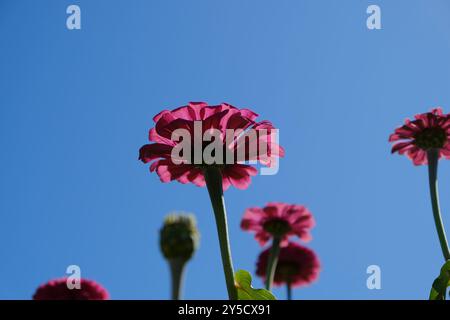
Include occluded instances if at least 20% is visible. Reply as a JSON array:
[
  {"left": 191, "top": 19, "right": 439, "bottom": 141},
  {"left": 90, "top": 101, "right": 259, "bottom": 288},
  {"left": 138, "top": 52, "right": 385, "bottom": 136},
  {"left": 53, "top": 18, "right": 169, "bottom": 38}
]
[
  {"left": 235, "top": 270, "right": 276, "bottom": 300},
  {"left": 429, "top": 260, "right": 450, "bottom": 300}
]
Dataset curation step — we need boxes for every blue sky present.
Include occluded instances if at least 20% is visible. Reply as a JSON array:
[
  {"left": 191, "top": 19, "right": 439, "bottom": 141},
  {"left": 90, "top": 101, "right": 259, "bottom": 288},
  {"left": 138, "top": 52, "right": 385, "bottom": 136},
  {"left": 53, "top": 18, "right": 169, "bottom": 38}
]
[{"left": 1, "top": 0, "right": 450, "bottom": 299}]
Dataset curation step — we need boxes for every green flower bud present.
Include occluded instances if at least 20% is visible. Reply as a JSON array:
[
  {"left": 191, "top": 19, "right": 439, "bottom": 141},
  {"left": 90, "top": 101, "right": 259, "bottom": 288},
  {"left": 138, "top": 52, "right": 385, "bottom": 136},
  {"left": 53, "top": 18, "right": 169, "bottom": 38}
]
[{"left": 160, "top": 213, "right": 199, "bottom": 262}]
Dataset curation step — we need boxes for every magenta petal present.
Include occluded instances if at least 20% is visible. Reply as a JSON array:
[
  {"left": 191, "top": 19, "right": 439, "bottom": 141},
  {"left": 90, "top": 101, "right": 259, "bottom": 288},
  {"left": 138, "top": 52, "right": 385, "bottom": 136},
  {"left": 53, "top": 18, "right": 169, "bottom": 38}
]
[
  {"left": 139, "top": 144, "right": 173, "bottom": 163},
  {"left": 240, "top": 202, "right": 315, "bottom": 247},
  {"left": 139, "top": 102, "right": 283, "bottom": 190}
]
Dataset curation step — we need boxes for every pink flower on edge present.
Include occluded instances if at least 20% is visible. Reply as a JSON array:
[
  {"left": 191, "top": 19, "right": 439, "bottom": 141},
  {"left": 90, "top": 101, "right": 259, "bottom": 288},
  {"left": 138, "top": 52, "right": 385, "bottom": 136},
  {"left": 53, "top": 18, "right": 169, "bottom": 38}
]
[
  {"left": 139, "top": 102, "right": 284, "bottom": 190},
  {"left": 256, "top": 242, "right": 320, "bottom": 288},
  {"left": 241, "top": 202, "right": 315, "bottom": 246},
  {"left": 33, "top": 278, "right": 109, "bottom": 300},
  {"left": 389, "top": 107, "right": 450, "bottom": 165}
]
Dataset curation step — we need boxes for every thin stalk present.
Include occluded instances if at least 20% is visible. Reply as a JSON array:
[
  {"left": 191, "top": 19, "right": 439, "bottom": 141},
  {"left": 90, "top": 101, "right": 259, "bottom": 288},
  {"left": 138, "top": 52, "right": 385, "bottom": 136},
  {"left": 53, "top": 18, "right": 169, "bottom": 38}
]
[
  {"left": 427, "top": 149, "right": 450, "bottom": 261},
  {"left": 265, "top": 235, "right": 281, "bottom": 290},
  {"left": 169, "top": 258, "right": 186, "bottom": 300},
  {"left": 286, "top": 281, "right": 292, "bottom": 300},
  {"left": 204, "top": 167, "right": 238, "bottom": 300}
]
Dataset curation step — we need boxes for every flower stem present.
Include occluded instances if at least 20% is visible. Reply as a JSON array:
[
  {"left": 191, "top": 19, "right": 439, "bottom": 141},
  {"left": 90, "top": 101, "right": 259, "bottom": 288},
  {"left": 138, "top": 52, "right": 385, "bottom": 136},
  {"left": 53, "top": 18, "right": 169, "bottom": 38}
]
[
  {"left": 427, "top": 149, "right": 450, "bottom": 261},
  {"left": 286, "top": 281, "right": 292, "bottom": 300},
  {"left": 168, "top": 258, "right": 186, "bottom": 300},
  {"left": 265, "top": 235, "right": 281, "bottom": 290},
  {"left": 204, "top": 167, "right": 238, "bottom": 300}
]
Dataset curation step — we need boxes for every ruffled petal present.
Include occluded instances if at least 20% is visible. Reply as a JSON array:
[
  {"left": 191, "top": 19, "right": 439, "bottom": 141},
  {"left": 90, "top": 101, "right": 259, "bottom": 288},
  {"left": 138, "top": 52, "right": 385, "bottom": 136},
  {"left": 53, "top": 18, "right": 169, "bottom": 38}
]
[{"left": 138, "top": 143, "right": 173, "bottom": 163}]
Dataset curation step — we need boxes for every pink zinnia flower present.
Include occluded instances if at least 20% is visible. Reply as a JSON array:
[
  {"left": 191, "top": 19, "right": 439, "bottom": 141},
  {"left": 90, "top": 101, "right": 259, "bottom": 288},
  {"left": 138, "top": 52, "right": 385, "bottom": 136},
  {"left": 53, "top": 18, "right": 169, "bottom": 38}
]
[
  {"left": 241, "top": 202, "right": 315, "bottom": 246},
  {"left": 139, "top": 102, "right": 284, "bottom": 190},
  {"left": 33, "top": 278, "right": 109, "bottom": 300},
  {"left": 256, "top": 242, "right": 320, "bottom": 287},
  {"left": 389, "top": 107, "right": 450, "bottom": 165}
]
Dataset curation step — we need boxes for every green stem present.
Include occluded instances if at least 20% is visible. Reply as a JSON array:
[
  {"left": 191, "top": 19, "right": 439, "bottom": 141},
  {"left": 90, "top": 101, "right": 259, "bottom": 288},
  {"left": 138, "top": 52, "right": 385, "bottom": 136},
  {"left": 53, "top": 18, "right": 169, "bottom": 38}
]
[
  {"left": 265, "top": 235, "right": 281, "bottom": 290},
  {"left": 204, "top": 167, "right": 238, "bottom": 300},
  {"left": 169, "top": 258, "right": 186, "bottom": 300},
  {"left": 427, "top": 149, "right": 450, "bottom": 261},
  {"left": 286, "top": 281, "right": 292, "bottom": 300}
]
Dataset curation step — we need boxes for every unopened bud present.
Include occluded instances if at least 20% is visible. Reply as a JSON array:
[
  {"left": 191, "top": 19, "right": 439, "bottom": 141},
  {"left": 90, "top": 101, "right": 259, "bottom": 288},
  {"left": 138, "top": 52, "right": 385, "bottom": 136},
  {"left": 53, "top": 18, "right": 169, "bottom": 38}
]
[{"left": 160, "top": 213, "right": 199, "bottom": 261}]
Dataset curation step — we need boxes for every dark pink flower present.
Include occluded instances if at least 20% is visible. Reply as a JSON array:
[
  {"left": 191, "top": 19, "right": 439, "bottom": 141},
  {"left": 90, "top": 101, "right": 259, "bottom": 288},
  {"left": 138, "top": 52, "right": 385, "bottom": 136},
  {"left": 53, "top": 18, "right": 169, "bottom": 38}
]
[
  {"left": 241, "top": 202, "right": 315, "bottom": 246},
  {"left": 389, "top": 108, "right": 450, "bottom": 165},
  {"left": 256, "top": 242, "right": 320, "bottom": 287},
  {"left": 33, "top": 278, "right": 109, "bottom": 300},
  {"left": 139, "top": 102, "right": 284, "bottom": 190}
]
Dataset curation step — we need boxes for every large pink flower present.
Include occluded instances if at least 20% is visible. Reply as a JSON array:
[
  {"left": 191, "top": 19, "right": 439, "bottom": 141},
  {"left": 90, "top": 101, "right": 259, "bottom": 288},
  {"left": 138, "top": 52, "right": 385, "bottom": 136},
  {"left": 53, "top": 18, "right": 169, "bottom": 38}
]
[
  {"left": 139, "top": 102, "right": 284, "bottom": 190},
  {"left": 33, "top": 278, "right": 109, "bottom": 300},
  {"left": 389, "top": 108, "right": 450, "bottom": 165},
  {"left": 241, "top": 202, "right": 315, "bottom": 246},
  {"left": 256, "top": 242, "right": 320, "bottom": 288}
]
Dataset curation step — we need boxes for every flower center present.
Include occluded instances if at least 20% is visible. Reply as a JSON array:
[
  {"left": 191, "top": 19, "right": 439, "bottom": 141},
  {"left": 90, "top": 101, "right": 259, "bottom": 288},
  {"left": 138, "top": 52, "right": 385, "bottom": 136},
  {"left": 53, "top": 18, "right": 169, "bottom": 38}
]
[
  {"left": 263, "top": 218, "right": 291, "bottom": 237},
  {"left": 414, "top": 127, "right": 447, "bottom": 150},
  {"left": 276, "top": 262, "right": 298, "bottom": 282}
]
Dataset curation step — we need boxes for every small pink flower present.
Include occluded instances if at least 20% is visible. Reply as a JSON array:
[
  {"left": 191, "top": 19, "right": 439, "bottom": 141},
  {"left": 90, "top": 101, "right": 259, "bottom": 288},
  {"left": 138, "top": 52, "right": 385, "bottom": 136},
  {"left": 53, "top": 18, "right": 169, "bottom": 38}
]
[
  {"left": 139, "top": 102, "right": 284, "bottom": 190},
  {"left": 256, "top": 242, "right": 320, "bottom": 288},
  {"left": 33, "top": 278, "right": 109, "bottom": 300},
  {"left": 241, "top": 202, "right": 315, "bottom": 246},
  {"left": 389, "top": 108, "right": 450, "bottom": 165}
]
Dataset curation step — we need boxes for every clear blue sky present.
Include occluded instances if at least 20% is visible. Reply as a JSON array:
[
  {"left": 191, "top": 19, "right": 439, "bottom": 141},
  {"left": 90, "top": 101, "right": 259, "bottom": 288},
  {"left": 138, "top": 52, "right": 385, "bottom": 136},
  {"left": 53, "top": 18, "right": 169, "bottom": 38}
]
[{"left": 1, "top": 0, "right": 450, "bottom": 300}]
